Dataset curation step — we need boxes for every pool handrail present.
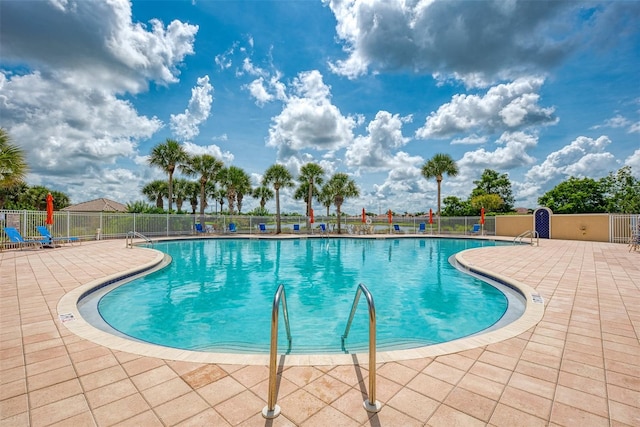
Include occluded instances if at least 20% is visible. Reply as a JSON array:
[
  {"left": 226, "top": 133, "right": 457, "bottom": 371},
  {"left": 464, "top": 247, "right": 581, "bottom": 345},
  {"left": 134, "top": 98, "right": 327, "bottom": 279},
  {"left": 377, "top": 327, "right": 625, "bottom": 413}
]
[
  {"left": 125, "top": 231, "right": 152, "bottom": 248},
  {"left": 341, "top": 283, "right": 382, "bottom": 413},
  {"left": 262, "top": 284, "right": 292, "bottom": 419},
  {"left": 514, "top": 230, "right": 539, "bottom": 246}
]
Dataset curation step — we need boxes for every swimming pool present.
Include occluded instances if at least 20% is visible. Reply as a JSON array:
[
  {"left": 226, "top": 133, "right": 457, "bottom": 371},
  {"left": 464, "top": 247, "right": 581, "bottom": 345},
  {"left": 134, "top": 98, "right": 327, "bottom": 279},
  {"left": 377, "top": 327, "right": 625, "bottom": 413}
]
[{"left": 86, "top": 238, "right": 521, "bottom": 355}]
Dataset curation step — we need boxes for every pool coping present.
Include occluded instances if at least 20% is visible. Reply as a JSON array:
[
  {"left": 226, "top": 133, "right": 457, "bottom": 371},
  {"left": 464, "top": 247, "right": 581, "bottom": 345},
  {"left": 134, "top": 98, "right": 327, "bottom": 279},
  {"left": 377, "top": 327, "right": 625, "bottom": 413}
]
[{"left": 57, "top": 238, "right": 545, "bottom": 366}]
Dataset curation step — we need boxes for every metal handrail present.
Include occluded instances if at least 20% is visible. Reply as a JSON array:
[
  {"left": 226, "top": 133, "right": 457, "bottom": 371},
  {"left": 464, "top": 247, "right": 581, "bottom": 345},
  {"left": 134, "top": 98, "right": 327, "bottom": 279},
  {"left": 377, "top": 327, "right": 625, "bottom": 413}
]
[
  {"left": 125, "top": 231, "right": 152, "bottom": 248},
  {"left": 341, "top": 283, "right": 382, "bottom": 413},
  {"left": 514, "top": 230, "right": 539, "bottom": 246},
  {"left": 262, "top": 284, "right": 292, "bottom": 419}
]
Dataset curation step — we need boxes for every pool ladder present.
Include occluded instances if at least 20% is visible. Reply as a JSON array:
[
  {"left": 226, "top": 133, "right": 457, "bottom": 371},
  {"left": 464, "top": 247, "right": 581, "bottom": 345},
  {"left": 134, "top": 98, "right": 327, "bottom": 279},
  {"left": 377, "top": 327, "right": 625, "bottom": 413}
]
[
  {"left": 514, "top": 230, "right": 539, "bottom": 246},
  {"left": 125, "top": 231, "right": 153, "bottom": 248},
  {"left": 262, "top": 283, "right": 381, "bottom": 419}
]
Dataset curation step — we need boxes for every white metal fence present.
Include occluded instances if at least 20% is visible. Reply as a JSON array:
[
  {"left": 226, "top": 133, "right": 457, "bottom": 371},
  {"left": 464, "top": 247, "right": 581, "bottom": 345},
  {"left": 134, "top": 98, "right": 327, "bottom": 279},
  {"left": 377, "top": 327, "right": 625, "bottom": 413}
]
[
  {"left": 609, "top": 214, "right": 640, "bottom": 244},
  {"left": 0, "top": 210, "right": 494, "bottom": 243}
]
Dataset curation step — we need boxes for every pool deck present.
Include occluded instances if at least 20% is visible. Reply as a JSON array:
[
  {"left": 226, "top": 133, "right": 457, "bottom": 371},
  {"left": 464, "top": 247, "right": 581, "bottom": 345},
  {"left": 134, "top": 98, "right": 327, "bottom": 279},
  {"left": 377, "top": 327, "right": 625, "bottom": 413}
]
[{"left": 1, "top": 237, "right": 638, "bottom": 426}]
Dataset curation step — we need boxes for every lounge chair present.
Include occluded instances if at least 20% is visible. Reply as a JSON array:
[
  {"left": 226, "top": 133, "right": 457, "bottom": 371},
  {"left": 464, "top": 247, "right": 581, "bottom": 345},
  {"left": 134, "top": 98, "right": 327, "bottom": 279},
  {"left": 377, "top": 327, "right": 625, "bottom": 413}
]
[
  {"left": 418, "top": 223, "right": 426, "bottom": 233},
  {"left": 393, "top": 224, "right": 404, "bottom": 233},
  {"left": 293, "top": 224, "right": 300, "bottom": 233},
  {"left": 319, "top": 224, "right": 327, "bottom": 234},
  {"left": 259, "top": 223, "right": 267, "bottom": 233},
  {"left": 228, "top": 223, "right": 237, "bottom": 233},
  {"left": 470, "top": 224, "right": 481, "bottom": 234},
  {"left": 3, "top": 227, "right": 46, "bottom": 250},
  {"left": 36, "top": 226, "right": 79, "bottom": 245},
  {"left": 195, "top": 223, "right": 206, "bottom": 233}
]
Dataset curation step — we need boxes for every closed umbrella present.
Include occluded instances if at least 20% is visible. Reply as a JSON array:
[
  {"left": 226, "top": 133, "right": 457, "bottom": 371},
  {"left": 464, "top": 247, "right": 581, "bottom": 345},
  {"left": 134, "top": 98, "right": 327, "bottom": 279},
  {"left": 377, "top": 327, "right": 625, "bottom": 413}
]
[
  {"left": 46, "top": 193, "right": 54, "bottom": 225},
  {"left": 309, "top": 208, "right": 314, "bottom": 224},
  {"left": 362, "top": 208, "right": 366, "bottom": 223},
  {"left": 428, "top": 208, "right": 433, "bottom": 224},
  {"left": 387, "top": 209, "right": 392, "bottom": 223}
]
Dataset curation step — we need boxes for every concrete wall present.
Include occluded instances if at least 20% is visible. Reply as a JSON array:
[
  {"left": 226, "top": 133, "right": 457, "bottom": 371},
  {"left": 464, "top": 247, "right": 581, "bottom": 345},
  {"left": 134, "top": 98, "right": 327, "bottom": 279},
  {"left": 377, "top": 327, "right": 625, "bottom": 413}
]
[{"left": 496, "top": 213, "right": 611, "bottom": 242}]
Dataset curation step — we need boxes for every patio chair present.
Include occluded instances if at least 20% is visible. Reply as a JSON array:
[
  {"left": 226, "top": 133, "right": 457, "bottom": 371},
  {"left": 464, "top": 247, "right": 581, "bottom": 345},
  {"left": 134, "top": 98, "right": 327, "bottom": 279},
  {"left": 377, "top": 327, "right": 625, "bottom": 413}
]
[
  {"left": 3, "top": 227, "right": 46, "bottom": 250},
  {"left": 228, "top": 223, "right": 237, "bottom": 233},
  {"left": 319, "top": 224, "right": 327, "bottom": 234},
  {"left": 259, "top": 223, "right": 267, "bottom": 233},
  {"left": 418, "top": 223, "right": 426, "bottom": 233},
  {"left": 292, "top": 224, "right": 300, "bottom": 233},
  {"left": 393, "top": 224, "right": 404, "bottom": 233},
  {"left": 36, "top": 226, "right": 79, "bottom": 245},
  {"left": 470, "top": 224, "right": 481, "bottom": 234},
  {"left": 195, "top": 223, "right": 206, "bottom": 233}
]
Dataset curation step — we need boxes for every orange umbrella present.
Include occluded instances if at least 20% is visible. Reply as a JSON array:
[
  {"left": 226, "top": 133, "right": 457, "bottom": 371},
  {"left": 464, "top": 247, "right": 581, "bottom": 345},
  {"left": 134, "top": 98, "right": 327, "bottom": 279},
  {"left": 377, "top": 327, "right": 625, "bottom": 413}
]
[
  {"left": 361, "top": 208, "right": 366, "bottom": 223},
  {"left": 387, "top": 209, "right": 392, "bottom": 224},
  {"left": 429, "top": 208, "right": 433, "bottom": 224},
  {"left": 309, "top": 208, "right": 314, "bottom": 224},
  {"left": 480, "top": 207, "right": 485, "bottom": 225},
  {"left": 46, "top": 193, "right": 54, "bottom": 225}
]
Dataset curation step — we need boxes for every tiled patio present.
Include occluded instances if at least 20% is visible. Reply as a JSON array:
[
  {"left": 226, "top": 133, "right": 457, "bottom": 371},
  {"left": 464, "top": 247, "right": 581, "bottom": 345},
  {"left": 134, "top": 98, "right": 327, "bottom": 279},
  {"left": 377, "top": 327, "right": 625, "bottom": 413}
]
[{"left": 1, "top": 237, "right": 638, "bottom": 426}]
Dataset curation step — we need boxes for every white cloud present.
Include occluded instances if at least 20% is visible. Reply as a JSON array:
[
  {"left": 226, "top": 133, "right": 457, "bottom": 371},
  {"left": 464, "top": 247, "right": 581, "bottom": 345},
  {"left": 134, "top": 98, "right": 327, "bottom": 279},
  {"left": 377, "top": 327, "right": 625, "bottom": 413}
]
[
  {"left": 182, "top": 141, "right": 235, "bottom": 164},
  {"left": 458, "top": 131, "right": 538, "bottom": 170},
  {"left": 624, "top": 149, "right": 640, "bottom": 177},
  {"left": 324, "top": 0, "right": 577, "bottom": 84},
  {"left": 170, "top": 75, "right": 214, "bottom": 140},
  {"left": 267, "top": 70, "right": 356, "bottom": 159},
  {"left": 525, "top": 135, "right": 617, "bottom": 184},
  {"left": 451, "top": 134, "right": 488, "bottom": 145},
  {"left": 415, "top": 77, "right": 557, "bottom": 139}
]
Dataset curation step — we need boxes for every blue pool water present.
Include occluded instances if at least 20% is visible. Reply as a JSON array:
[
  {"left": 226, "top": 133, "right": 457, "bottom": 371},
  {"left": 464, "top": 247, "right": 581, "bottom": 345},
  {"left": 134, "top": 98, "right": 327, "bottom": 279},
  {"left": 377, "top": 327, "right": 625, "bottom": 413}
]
[{"left": 97, "top": 238, "right": 511, "bottom": 354}]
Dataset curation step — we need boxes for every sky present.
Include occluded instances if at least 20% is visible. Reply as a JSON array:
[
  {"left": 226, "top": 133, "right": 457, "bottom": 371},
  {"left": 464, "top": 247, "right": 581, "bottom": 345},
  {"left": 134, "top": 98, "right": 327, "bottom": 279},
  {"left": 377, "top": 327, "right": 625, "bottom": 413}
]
[{"left": 1, "top": 0, "right": 639, "bottom": 215}]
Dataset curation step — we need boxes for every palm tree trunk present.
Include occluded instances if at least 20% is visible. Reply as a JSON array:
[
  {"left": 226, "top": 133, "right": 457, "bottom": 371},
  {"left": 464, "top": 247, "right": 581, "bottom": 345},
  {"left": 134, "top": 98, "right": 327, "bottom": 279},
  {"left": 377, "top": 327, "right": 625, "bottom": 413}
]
[
  {"left": 275, "top": 188, "right": 281, "bottom": 234},
  {"left": 437, "top": 178, "right": 442, "bottom": 233}
]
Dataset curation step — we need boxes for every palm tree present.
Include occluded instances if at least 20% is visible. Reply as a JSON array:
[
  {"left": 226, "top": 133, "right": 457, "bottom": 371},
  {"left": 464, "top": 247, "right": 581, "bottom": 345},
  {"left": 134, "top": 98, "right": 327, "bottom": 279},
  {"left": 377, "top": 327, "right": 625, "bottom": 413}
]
[
  {"left": 220, "top": 166, "right": 252, "bottom": 214},
  {"left": 148, "top": 138, "right": 188, "bottom": 213},
  {"left": 325, "top": 173, "right": 360, "bottom": 234},
  {"left": 180, "top": 154, "right": 224, "bottom": 226},
  {"left": 262, "top": 164, "right": 294, "bottom": 234},
  {"left": 298, "top": 163, "right": 325, "bottom": 230},
  {"left": 0, "top": 128, "right": 29, "bottom": 209},
  {"left": 421, "top": 153, "right": 459, "bottom": 233},
  {"left": 142, "top": 180, "right": 169, "bottom": 209},
  {"left": 318, "top": 184, "right": 334, "bottom": 216},
  {"left": 185, "top": 181, "right": 200, "bottom": 214},
  {"left": 252, "top": 185, "right": 274, "bottom": 211},
  {"left": 172, "top": 178, "right": 192, "bottom": 213}
]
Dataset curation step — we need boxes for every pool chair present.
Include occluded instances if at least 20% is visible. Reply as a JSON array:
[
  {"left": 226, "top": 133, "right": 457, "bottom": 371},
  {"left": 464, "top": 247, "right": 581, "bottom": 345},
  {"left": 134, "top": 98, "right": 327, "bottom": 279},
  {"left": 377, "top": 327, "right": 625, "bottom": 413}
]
[
  {"left": 470, "top": 224, "right": 481, "bottom": 235},
  {"left": 393, "top": 224, "right": 404, "bottom": 233},
  {"left": 259, "top": 223, "right": 267, "bottom": 233},
  {"left": 36, "top": 226, "right": 79, "bottom": 245},
  {"left": 292, "top": 224, "right": 300, "bottom": 233},
  {"left": 3, "top": 227, "right": 46, "bottom": 250},
  {"left": 418, "top": 223, "right": 426, "bottom": 233},
  {"left": 195, "top": 223, "right": 206, "bottom": 233},
  {"left": 228, "top": 223, "right": 237, "bottom": 233},
  {"left": 319, "top": 223, "right": 327, "bottom": 234}
]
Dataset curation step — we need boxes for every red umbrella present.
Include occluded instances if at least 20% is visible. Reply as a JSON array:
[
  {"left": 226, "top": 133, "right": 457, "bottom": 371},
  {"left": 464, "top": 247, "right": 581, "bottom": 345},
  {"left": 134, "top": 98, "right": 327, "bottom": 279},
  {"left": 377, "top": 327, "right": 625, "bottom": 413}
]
[
  {"left": 387, "top": 209, "right": 392, "bottom": 224},
  {"left": 428, "top": 208, "right": 433, "bottom": 224},
  {"left": 361, "top": 208, "right": 366, "bottom": 223},
  {"left": 46, "top": 193, "right": 54, "bottom": 225},
  {"left": 480, "top": 207, "right": 485, "bottom": 225},
  {"left": 309, "top": 208, "right": 314, "bottom": 224}
]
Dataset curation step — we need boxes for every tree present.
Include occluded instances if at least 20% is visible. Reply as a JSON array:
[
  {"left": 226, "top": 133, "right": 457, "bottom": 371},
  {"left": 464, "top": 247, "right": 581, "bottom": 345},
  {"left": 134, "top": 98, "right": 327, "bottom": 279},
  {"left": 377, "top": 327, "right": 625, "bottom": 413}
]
[
  {"left": 262, "top": 164, "right": 294, "bottom": 234},
  {"left": 180, "top": 154, "right": 224, "bottom": 225},
  {"left": 172, "top": 178, "right": 192, "bottom": 213},
  {"left": 421, "top": 153, "right": 459, "bottom": 232},
  {"left": 142, "top": 180, "right": 168, "bottom": 209},
  {"left": 601, "top": 166, "right": 640, "bottom": 213},
  {"left": 538, "top": 177, "right": 607, "bottom": 213},
  {"left": 252, "top": 185, "right": 274, "bottom": 211},
  {"left": 442, "top": 196, "right": 472, "bottom": 217},
  {"left": 0, "top": 128, "right": 29, "bottom": 209},
  {"left": 318, "top": 184, "right": 334, "bottom": 216},
  {"left": 470, "top": 194, "right": 503, "bottom": 213},
  {"left": 185, "top": 181, "right": 200, "bottom": 214},
  {"left": 220, "top": 166, "right": 252, "bottom": 214},
  {"left": 325, "top": 173, "right": 360, "bottom": 234},
  {"left": 298, "top": 163, "right": 325, "bottom": 230},
  {"left": 148, "top": 139, "right": 188, "bottom": 213},
  {"left": 470, "top": 169, "right": 515, "bottom": 212}
]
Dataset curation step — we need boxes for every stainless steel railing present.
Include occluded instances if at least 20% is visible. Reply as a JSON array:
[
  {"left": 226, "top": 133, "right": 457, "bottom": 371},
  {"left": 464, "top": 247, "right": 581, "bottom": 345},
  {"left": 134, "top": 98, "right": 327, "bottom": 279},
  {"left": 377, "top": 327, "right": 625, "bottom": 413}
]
[
  {"left": 125, "top": 231, "right": 153, "bottom": 248},
  {"left": 341, "top": 283, "right": 382, "bottom": 413},
  {"left": 514, "top": 230, "right": 539, "bottom": 246},
  {"left": 262, "top": 284, "right": 292, "bottom": 419}
]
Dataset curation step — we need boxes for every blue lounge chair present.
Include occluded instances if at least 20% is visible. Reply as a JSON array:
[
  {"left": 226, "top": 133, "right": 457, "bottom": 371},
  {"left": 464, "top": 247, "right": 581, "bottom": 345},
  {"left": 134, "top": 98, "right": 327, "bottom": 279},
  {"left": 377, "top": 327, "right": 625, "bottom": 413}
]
[
  {"left": 3, "top": 227, "right": 46, "bottom": 250},
  {"left": 470, "top": 224, "right": 481, "bottom": 234},
  {"left": 418, "top": 223, "right": 426, "bottom": 233},
  {"left": 259, "top": 223, "right": 267, "bottom": 233},
  {"left": 228, "top": 223, "right": 237, "bottom": 233},
  {"left": 393, "top": 224, "right": 404, "bottom": 233},
  {"left": 195, "top": 223, "right": 205, "bottom": 233},
  {"left": 319, "top": 224, "right": 327, "bottom": 234},
  {"left": 36, "top": 226, "right": 79, "bottom": 245},
  {"left": 293, "top": 224, "right": 300, "bottom": 233}
]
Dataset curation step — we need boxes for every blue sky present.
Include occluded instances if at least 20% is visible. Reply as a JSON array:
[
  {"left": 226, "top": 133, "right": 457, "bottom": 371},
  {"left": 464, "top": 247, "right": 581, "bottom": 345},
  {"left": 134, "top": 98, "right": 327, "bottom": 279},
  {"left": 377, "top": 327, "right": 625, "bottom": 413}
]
[{"left": 1, "top": 0, "right": 639, "bottom": 214}]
